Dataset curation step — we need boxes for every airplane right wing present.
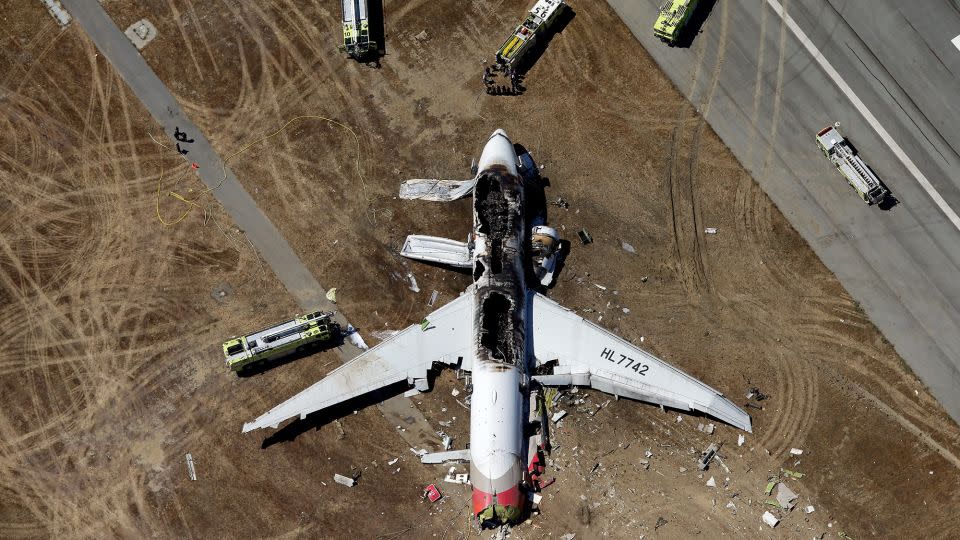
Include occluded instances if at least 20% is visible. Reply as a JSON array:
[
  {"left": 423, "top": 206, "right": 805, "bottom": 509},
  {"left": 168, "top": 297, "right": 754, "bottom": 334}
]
[
  {"left": 399, "top": 178, "right": 477, "bottom": 201},
  {"left": 530, "top": 293, "right": 752, "bottom": 432}
]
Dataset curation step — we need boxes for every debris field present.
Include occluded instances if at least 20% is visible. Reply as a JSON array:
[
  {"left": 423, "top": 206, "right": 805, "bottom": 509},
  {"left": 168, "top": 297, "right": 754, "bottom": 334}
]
[{"left": 0, "top": 0, "right": 958, "bottom": 538}]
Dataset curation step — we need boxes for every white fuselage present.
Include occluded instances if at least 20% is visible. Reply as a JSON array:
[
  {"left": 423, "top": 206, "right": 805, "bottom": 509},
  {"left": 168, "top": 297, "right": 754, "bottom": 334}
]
[{"left": 468, "top": 130, "right": 530, "bottom": 526}]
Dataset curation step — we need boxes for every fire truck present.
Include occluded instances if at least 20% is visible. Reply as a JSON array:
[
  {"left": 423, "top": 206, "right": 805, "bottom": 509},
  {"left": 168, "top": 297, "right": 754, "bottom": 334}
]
[
  {"left": 484, "top": 0, "right": 566, "bottom": 94},
  {"left": 816, "top": 123, "right": 889, "bottom": 205},
  {"left": 654, "top": 0, "right": 699, "bottom": 45},
  {"left": 341, "top": 0, "right": 377, "bottom": 59},
  {"left": 223, "top": 311, "right": 341, "bottom": 373}
]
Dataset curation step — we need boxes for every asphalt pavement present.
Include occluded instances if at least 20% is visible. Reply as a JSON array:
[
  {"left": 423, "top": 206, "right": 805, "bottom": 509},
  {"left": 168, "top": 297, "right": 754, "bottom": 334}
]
[
  {"left": 61, "top": 0, "right": 439, "bottom": 445},
  {"left": 608, "top": 0, "right": 960, "bottom": 424}
]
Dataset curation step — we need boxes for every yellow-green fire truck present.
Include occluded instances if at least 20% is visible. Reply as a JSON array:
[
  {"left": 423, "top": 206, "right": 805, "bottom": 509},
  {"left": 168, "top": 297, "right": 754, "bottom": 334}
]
[
  {"left": 654, "top": 0, "right": 699, "bottom": 45},
  {"left": 223, "top": 311, "right": 341, "bottom": 372},
  {"left": 341, "top": 0, "right": 376, "bottom": 59}
]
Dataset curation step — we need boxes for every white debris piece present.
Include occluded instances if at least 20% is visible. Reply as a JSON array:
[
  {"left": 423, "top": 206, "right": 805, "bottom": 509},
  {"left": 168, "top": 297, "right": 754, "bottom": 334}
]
[
  {"left": 738, "top": 434, "right": 746, "bottom": 447},
  {"left": 560, "top": 534, "right": 576, "bottom": 540},
  {"left": 444, "top": 472, "right": 470, "bottom": 484},
  {"left": 789, "top": 448, "right": 804, "bottom": 456},
  {"left": 410, "top": 447, "right": 428, "bottom": 457},
  {"left": 552, "top": 410, "right": 568, "bottom": 423},
  {"left": 41, "top": 0, "right": 71, "bottom": 26},
  {"left": 531, "top": 492, "right": 543, "bottom": 505},
  {"left": 325, "top": 287, "right": 337, "bottom": 303},
  {"left": 645, "top": 450, "right": 654, "bottom": 458},
  {"left": 387, "top": 458, "right": 399, "bottom": 466},
  {"left": 428, "top": 290, "right": 439, "bottom": 306},
  {"left": 334, "top": 474, "right": 355, "bottom": 487},
  {"left": 185, "top": 453, "right": 197, "bottom": 481},
  {"left": 346, "top": 326, "right": 368, "bottom": 350},
  {"left": 622, "top": 307, "right": 630, "bottom": 314},
  {"left": 775, "top": 483, "right": 798, "bottom": 510},
  {"left": 407, "top": 272, "right": 420, "bottom": 293},
  {"left": 621, "top": 241, "right": 636, "bottom": 254},
  {"left": 451, "top": 388, "right": 460, "bottom": 397},
  {"left": 595, "top": 283, "right": 607, "bottom": 291},
  {"left": 442, "top": 434, "right": 453, "bottom": 450},
  {"left": 805, "top": 505, "right": 816, "bottom": 514},
  {"left": 676, "top": 415, "right": 683, "bottom": 423},
  {"left": 762, "top": 510, "right": 780, "bottom": 528},
  {"left": 706, "top": 476, "right": 716, "bottom": 487},
  {"left": 704, "top": 227, "right": 718, "bottom": 234},
  {"left": 726, "top": 501, "right": 737, "bottom": 511}
]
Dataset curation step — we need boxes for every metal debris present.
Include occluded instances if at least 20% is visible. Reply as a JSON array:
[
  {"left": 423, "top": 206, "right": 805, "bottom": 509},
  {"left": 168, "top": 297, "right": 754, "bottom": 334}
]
[
  {"left": 621, "top": 241, "right": 636, "bottom": 254},
  {"left": 551, "top": 410, "right": 568, "bottom": 423},
  {"left": 697, "top": 422, "right": 715, "bottom": 434},
  {"left": 762, "top": 510, "right": 780, "bottom": 528},
  {"left": 697, "top": 443, "right": 719, "bottom": 471},
  {"left": 428, "top": 290, "right": 439, "bottom": 306},
  {"left": 424, "top": 483, "right": 442, "bottom": 502},
  {"left": 334, "top": 473, "right": 356, "bottom": 487},
  {"left": 578, "top": 228, "right": 593, "bottom": 245},
  {"left": 407, "top": 272, "right": 420, "bottom": 293},
  {"left": 325, "top": 287, "right": 338, "bottom": 303},
  {"left": 185, "top": 453, "right": 197, "bottom": 481},
  {"left": 704, "top": 227, "right": 718, "bottom": 234},
  {"left": 775, "top": 483, "right": 798, "bottom": 510},
  {"left": 746, "top": 387, "right": 767, "bottom": 401},
  {"left": 706, "top": 476, "right": 716, "bottom": 487},
  {"left": 805, "top": 505, "right": 816, "bottom": 514},
  {"left": 789, "top": 448, "right": 804, "bottom": 456},
  {"left": 737, "top": 434, "right": 746, "bottom": 447}
]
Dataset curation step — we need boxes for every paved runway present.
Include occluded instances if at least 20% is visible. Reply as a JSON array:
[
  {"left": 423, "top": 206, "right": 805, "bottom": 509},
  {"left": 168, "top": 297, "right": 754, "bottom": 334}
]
[
  {"left": 61, "top": 0, "right": 438, "bottom": 445},
  {"left": 609, "top": 0, "right": 960, "bottom": 424}
]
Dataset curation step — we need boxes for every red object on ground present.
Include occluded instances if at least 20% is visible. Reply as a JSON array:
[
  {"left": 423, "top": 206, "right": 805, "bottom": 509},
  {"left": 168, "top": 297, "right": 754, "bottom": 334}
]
[
  {"left": 424, "top": 484, "right": 442, "bottom": 503},
  {"left": 191, "top": 163, "right": 199, "bottom": 169}
]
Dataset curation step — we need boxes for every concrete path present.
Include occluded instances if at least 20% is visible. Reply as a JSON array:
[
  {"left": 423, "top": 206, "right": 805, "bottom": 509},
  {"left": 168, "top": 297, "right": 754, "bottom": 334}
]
[
  {"left": 608, "top": 0, "right": 960, "bottom": 424},
  {"left": 61, "top": 0, "right": 439, "bottom": 447}
]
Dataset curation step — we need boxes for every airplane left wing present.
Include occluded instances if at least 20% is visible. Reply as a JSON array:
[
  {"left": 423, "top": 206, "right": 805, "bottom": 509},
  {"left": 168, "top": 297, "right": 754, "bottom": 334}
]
[
  {"left": 242, "top": 290, "right": 475, "bottom": 433},
  {"left": 530, "top": 293, "right": 752, "bottom": 432}
]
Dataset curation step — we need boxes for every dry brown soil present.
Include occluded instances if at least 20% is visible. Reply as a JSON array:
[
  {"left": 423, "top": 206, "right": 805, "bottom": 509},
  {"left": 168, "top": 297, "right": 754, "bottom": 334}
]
[{"left": 0, "top": 0, "right": 958, "bottom": 538}]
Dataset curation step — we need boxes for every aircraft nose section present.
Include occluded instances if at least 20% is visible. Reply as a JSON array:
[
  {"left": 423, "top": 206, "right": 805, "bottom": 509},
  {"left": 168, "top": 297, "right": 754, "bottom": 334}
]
[{"left": 477, "top": 129, "right": 519, "bottom": 176}]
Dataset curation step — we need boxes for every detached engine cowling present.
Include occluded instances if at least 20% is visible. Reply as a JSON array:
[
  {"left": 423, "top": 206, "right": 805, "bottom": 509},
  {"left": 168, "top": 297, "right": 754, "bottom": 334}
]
[{"left": 530, "top": 226, "right": 560, "bottom": 287}]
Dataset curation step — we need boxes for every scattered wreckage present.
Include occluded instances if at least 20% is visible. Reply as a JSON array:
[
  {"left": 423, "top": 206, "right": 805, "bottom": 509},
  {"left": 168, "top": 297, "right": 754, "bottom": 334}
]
[{"left": 241, "top": 130, "right": 751, "bottom": 530}]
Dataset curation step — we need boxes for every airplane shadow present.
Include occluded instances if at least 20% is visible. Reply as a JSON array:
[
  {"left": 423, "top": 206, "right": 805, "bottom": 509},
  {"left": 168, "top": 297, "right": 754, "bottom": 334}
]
[
  {"left": 366, "top": 0, "right": 387, "bottom": 65},
  {"left": 670, "top": 0, "right": 718, "bottom": 49},
  {"left": 260, "top": 379, "right": 411, "bottom": 449}
]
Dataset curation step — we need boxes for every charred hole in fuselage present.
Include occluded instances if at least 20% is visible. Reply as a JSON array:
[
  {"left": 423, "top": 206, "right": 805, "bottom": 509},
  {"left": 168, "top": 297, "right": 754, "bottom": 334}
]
[
  {"left": 475, "top": 172, "right": 511, "bottom": 275},
  {"left": 480, "top": 292, "right": 513, "bottom": 362},
  {"left": 473, "top": 261, "right": 486, "bottom": 282}
]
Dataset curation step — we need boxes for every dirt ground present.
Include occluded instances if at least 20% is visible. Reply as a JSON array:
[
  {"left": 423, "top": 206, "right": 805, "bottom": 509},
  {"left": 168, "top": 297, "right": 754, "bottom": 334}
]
[{"left": 1, "top": 0, "right": 958, "bottom": 538}]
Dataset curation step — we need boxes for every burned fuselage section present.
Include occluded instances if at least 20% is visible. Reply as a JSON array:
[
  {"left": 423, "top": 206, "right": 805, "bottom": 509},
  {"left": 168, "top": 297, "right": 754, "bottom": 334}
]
[{"left": 472, "top": 168, "right": 528, "bottom": 370}]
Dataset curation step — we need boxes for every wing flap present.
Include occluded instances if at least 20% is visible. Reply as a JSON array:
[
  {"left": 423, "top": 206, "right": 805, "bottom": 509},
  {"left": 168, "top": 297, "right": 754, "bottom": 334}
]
[
  {"left": 399, "top": 178, "right": 477, "bottom": 201},
  {"left": 243, "top": 291, "right": 475, "bottom": 433},
  {"left": 400, "top": 235, "right": 472, "bottom": 268},
  {"left": 531, "top": 293, "right": 751, "bottom": 432}
]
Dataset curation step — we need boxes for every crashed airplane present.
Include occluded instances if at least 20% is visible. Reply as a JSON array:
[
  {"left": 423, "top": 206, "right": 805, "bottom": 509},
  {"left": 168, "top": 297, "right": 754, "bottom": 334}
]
[{"left": 242, "top": 129, "right": 751, "bottom": 528}]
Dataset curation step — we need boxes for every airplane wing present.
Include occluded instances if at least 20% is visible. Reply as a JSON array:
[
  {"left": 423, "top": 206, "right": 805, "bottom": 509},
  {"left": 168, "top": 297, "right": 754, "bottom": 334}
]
[
  {"left": 399, "top": 178, "right": 477, "bottom": 201},
  {"left": 400, "top": 235, "right": 473, "bottom": 268},
  {"left": 242, "top": 290, "right": 476, "bottom": 433},
  {"left": 530, "top": 293, "right": 752, "bottom": 432}
]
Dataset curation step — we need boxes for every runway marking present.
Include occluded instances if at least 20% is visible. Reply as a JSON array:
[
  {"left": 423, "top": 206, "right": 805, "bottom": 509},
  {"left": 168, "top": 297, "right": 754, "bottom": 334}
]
[
  {"left": 952, "top": 34, "right": 960, "bottom": 53},
  {"left": 765, "top": 0, "right": 960, "bottom": 234}
]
